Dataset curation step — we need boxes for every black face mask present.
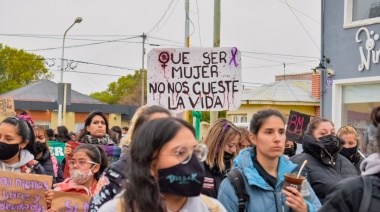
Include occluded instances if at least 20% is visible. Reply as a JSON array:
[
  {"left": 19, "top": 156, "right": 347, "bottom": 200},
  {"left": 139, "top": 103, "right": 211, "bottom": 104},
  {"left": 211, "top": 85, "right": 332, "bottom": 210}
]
[
  {"left": 340, "top": 146, "right": 357, "bottom": 160},
  {"left": 319, "top": 134, "right": 344, "bottom": 155},
  {"left": 284, "top": 147, "right": 295, "bottom": 157},
  {"left": 223, "top": 151, "right": 234, "bottom": 161},
  {"left": 158, "top": 153, "right": 205, "bottom": 197},
  {"left": 35, "top": 141, "right": 47, "bottom": 155},
  {"left": 0, "top": 142, "right": 20, "bottom": 160}
]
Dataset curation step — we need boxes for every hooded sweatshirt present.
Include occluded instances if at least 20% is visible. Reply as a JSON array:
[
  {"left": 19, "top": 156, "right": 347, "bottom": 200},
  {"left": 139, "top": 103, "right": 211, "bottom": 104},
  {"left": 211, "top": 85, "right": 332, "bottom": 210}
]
[
  {"left": 0, "top": 149, "right": 34, "bottom": 172},
  {"left": 360, "top": 153, "right": 380, "bottom": 175}
]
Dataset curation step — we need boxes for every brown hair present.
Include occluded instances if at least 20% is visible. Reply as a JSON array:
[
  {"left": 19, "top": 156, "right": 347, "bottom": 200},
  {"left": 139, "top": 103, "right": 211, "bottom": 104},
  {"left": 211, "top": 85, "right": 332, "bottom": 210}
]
[
  {"left": 305, "top": 117, "right": 334, "bottom": 136},
  {"left": 202, "top": 119, "right": 241, "bottom": 172},
  {"left": 337, "top": 126, "right": 361, "bottom": 147}
]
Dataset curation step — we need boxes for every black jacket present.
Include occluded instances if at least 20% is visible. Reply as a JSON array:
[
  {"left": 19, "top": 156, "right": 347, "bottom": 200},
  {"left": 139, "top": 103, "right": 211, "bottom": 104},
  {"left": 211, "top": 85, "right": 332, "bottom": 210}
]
[
  {"left": 36, "top": 148, "right": 64, "bottom": 184},
  {"left": 290, "top": 135, "right": 357, "bottom": 204},
  {"left": 320, "top": 173, "right": 380, "bottom": 211},
  {"left": 201, "top": 159, "right": 232, "bottom": 198},
  {"left": 350, "top": 152, "right": 364, "bottom": 174}
]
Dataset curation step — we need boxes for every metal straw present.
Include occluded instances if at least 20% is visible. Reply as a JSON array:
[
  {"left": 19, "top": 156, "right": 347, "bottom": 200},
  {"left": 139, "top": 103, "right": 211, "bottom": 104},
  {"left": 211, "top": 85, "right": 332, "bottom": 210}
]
[{"left": 297, "top": 160, "right": 308, "bottom": 178}]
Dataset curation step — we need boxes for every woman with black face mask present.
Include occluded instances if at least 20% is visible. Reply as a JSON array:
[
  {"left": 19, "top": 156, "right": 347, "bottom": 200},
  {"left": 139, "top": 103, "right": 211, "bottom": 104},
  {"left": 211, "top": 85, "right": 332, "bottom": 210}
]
[
  {"left": 290, "top": 118, "right": 358, "bottom": 204},
  {"left": 337, "top": 126, "right": 365, "bottom": 174},
  {"left": 34, "top": 125, "right": 64, "bottom": 183},
  {"left": 0, "top": 116, "right": 54, "bottom": 207},
  {"left": 97, "top": 118, "right": 226, "bottom": 212},
  {"left": 284, "top": 140, "right": 297, "bottom": 158},
  {"left": 201, "top": 119, "right": 241, "bottom": 198}
]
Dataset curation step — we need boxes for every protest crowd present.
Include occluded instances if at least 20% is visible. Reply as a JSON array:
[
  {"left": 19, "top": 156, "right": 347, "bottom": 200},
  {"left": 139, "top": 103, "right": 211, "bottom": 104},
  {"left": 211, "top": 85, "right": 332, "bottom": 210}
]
[{"left": 1, "top": 106, "right": 380, "bottom": 212}]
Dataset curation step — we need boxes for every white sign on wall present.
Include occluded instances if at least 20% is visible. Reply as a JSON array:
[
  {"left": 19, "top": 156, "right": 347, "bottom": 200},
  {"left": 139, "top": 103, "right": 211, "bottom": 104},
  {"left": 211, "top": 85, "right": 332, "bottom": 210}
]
[{"left": 147, "top": 47, "right": 242, "bottom": 111}]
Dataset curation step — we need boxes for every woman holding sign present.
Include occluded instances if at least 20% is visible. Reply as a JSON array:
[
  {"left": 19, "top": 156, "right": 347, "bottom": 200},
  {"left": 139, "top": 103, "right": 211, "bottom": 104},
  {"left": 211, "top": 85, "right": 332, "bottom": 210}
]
[
  {"left": 290, "top": 118, "right": 357, "bottom": 204},
  {"left": 54, "top": 144, "right": 108, "bottom": 195},
  {"left": 98, "top": 118, "right": 226, "bottom": 212}
]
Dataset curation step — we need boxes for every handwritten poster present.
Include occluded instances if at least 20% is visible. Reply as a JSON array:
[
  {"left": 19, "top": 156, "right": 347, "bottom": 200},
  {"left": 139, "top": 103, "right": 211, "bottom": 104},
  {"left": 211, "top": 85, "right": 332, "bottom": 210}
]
[
  {"left": 51, "top": 191, "right": 91, "bottom": 212},
  {"left": 147, "top": 47, "right": 242, "bottom": 111},
  {"left": 63, "top": 141, "right": 121, "bottom": 178},
  {"left": 286, "top": 110, "right": 313, "bottom": 143},
  {"left": 0, "top": 97, "right": 16, "bottom": 117},
  {"left": 0, "top": 171, "right": 53, "bottom": 212}
]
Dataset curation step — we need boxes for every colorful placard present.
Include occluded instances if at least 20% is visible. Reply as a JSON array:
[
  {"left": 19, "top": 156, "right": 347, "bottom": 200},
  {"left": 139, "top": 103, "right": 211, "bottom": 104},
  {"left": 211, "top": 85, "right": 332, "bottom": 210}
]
[
  {"left": 47, "top": 141, "right": 66, "bottom": 163},
  {"left": 286, "top": 110, "right": 313, "bottom": 143},
  {"left": 0, "top": 171, "right": 53, "bottom": 211},
  {"left": 51, "top": 191, "right": 91, "bottom": 212},
  {"left": 147, "top": 47, "right": 242, "bottom": 111}
]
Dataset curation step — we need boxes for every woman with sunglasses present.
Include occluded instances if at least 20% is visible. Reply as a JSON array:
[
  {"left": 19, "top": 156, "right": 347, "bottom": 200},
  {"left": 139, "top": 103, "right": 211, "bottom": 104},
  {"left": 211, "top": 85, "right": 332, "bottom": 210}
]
[
  {"left": 202, "top": 118, "right": 241, "bottom": 198},
  {"left": 54, "top": 144, "right": 108, "bottom": 195},
  {"left": 98, "top": 117, "right": 226, "bottom": 211}
]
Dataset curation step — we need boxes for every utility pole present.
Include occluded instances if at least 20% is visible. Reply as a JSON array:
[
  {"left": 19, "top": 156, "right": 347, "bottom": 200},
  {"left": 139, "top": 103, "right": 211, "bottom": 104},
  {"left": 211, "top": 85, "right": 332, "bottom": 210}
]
[
  {"left": 183, "top": 0, "right": 191, "bottom": 122},
  {"left": 210, "top": 0, "right": 221, "bottom": 125},
  {"left": 141, "top": 33, "right": 146, "bottom": 106}
]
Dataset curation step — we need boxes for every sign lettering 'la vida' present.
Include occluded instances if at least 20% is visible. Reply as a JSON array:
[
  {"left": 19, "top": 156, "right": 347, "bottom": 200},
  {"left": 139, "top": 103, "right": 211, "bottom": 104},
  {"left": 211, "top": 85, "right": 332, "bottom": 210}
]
[
  {"left": 147, "top": 47, "right": 242, "bottom": 111},
  {"left": 356, "top": 27, "right": 380, "bottom": 71}
]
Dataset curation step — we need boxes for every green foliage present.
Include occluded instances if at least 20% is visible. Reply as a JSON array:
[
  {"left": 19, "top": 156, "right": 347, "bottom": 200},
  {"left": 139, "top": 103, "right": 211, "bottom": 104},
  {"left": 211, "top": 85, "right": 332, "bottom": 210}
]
[
  {"left": 0, "top": 44, "right": 53, "bottom": 94},
  {"left": 90, "top": 70, "right": 146, "bottom": 105},
  {"left": 199, "top": 111, "right": 226, "bottom": 123}
]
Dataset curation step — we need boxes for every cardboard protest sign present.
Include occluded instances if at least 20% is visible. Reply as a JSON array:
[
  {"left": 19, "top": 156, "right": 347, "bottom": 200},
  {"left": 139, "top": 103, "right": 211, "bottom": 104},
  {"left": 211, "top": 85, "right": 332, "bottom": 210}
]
[
  {"left": 147, "top": 47, "right": 242, "bottom": 111},
  {"left": 286, "top": 110, "right": 313, "bottom": 143},
  {"left": 0, "top": 97, "right": 16, "bottom": 117},
  {"left": 0, "top": 171, "right": 53, "bottom": 211},
  {"left": 48, "top": 141, "right": 66, "bottom": 163},
  {"left": 63, "top": 141, "right": 121, "bottom": 178},
  {"left": 51, "top": 191, "right": 91, "bottom": 212}
]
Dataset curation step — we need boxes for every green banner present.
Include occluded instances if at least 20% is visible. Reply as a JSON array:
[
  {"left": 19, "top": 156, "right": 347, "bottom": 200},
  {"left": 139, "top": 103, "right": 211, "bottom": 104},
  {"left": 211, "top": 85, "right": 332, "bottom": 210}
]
[{"left": 47, "top": 141, "right": 66, "bottom": 163}]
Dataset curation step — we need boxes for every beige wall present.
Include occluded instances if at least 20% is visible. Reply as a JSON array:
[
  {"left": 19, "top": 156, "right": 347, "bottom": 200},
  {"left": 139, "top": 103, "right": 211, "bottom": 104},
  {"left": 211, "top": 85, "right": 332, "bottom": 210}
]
[
  {"left": 108, "top": 113, "right": 122, "bottom": 128},
  {"left": 227, "top": 104, "right": 315, "bottom": 122}
]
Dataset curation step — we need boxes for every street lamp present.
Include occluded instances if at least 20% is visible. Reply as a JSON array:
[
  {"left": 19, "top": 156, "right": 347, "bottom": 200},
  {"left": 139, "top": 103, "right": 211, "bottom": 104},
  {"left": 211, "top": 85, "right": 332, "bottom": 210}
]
[{"left": 58, "top": 17, "right": 82, "bottom": 126}]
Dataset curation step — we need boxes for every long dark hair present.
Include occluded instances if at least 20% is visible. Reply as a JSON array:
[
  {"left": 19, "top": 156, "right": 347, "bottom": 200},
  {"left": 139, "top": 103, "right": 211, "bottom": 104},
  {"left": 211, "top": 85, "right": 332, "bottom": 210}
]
[
  {"left": 56, "top": 126, "right": 71, "bottom": 142},
  {"left": 370, "top": 106, "right": 380, "bottom": 154},
  {"left": 122, "top": 117, "right": 195, "bottom": 212},
  {"left": 73, "top": 144, "right": 109, "bottom": 180},
  {"left": 77, "top": 110, "right": 115, "bottom": 142},
  {"left": 1, "top": 116, "right": 36, "bottom": 157}
]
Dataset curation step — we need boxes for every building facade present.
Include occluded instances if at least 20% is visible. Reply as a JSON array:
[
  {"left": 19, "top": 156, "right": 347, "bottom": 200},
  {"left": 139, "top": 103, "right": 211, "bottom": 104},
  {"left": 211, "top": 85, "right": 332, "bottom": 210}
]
[{"left": 323, "top": 0, "right": 380, "bottom": 155}]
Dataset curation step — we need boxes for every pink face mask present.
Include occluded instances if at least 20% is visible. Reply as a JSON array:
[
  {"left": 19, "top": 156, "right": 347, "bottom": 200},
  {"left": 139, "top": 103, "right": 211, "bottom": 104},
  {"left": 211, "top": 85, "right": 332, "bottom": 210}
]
[{"left": 69, "top": 167, "right": 95, "bottom": 184}]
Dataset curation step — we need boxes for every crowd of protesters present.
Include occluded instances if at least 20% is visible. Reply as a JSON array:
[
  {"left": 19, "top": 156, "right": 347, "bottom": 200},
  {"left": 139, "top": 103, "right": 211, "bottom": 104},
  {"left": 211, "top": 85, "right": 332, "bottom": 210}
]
[{"left": 1, "top": 106, "right": 380, "bottom": 211}]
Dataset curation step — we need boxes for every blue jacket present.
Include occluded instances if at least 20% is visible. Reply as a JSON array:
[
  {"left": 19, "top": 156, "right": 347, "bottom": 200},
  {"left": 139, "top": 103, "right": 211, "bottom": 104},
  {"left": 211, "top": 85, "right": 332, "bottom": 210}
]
[{"left": 217, "top": 148, "right": 321, "bottom": 212}]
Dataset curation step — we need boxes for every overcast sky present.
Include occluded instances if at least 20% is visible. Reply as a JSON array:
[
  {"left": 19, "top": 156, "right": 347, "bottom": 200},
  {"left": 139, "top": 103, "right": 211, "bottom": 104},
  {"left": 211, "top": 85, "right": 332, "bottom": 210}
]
[{"left": 0, "top": 0, "right": 321, "bottom": 95}]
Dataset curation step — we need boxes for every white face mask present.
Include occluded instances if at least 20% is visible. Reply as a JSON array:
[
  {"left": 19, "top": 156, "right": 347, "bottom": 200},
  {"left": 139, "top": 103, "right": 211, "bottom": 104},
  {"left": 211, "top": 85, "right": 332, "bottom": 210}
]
[{"left": 69, "top": 167, "right": 94, "bottom": 184}]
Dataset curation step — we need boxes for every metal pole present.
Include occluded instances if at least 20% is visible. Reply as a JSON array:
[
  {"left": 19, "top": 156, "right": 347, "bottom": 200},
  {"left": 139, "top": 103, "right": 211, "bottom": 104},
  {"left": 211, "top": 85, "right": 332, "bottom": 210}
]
[
  {"left": 58, "top": 21, "right": 77, "bottom": 126},
  {"left": 183, "top": 0, "right": 191, "bottom": 122},
  {"left": 210, "top": 0, "right": 221, "bottom": 125},
  {"left": 141, "top": 33, "right": 146, "bottom": 106},
  {"left": 320, "top": 0, "right": 325, "bottom": 117}
]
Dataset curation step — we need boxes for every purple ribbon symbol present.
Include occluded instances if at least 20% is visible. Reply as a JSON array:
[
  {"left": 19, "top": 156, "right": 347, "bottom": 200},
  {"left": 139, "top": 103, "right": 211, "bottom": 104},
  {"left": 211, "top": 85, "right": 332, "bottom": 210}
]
[{"left": 229, "top": 47, "right": 239, "bottom": 67}]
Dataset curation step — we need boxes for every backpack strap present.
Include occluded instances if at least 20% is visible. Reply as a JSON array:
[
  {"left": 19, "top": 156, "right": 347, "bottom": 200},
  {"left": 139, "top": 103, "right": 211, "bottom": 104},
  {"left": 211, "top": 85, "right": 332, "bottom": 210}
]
[
  {"left": 359, "top": 175, "right": 372, "bottom": 212},
  {"left": 200, "top": 194, "right": 221, "bottom": 212},
  {"left": 225, "top": 169, "right": 249, "bottom": 212}
]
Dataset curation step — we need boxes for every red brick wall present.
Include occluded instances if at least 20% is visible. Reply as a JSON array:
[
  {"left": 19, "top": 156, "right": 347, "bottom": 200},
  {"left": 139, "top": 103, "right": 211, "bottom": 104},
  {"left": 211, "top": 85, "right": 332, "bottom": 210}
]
[
  {"left": 312, "top": 73, "right": 321, "bottom": 117},
  {"left": 275, "top": 72, "right": 312, "bottom": 81}
]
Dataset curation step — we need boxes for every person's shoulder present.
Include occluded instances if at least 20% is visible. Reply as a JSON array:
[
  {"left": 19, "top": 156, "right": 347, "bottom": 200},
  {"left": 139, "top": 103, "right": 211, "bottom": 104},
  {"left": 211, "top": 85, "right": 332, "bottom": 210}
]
[
  {"left": 335, "top": 175, "right": 363, "bottom": 192},
  {"left": 189, "top": 195, "right": 227, "bottom": 212},
  {"left": 97, "top": 197, "right": 118, "bottom": 212}
]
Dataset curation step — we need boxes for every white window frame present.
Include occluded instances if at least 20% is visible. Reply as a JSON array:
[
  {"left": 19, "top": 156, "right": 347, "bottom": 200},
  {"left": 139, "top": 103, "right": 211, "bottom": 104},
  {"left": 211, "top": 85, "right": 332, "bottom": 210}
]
[
  {"left": 344, "top": 0, "right": 380, "bottom": 28},
  {"left": 332, "top": 76, "right": 380, "bottom": 129}
]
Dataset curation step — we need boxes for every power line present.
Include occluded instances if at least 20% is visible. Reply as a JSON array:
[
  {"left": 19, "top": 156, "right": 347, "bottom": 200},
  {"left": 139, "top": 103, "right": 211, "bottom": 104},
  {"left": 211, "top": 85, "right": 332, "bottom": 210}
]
[
  {"left": 241, "top": 50, "right": 318, "bottom": 59},
  {"left": 195, "top": 0, "right": 202, "bottom": 46},
  {"left": 243, "top": 59, "right": 317, "bottom": 69},
  {"left": 284, "top": 0, "right": 321, "bottom": 53},
  {"left": 276, "top": 0, "right": 320, "bottom": 24},
  {"left": 146, "top": 0, "right": 176, "bottom": 35},
  {"left": 26, "top": 36, "right": 141, "bottom": 51}
]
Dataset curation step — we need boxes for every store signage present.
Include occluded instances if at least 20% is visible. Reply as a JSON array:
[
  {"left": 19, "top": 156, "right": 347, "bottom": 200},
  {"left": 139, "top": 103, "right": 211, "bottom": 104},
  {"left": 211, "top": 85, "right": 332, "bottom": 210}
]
[
  {"left": 356, "top": 27, "right": 380, "bottom": 71},
  {"left": 326, "top": 76, "right": 333, "bottom": 89}
]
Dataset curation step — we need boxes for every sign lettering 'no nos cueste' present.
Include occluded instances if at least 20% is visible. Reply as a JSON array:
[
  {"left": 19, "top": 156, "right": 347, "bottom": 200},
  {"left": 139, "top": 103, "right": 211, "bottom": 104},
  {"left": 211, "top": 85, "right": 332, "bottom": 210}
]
[{"left": 147, "top": 47, "right": 242, "bottom": 111}]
